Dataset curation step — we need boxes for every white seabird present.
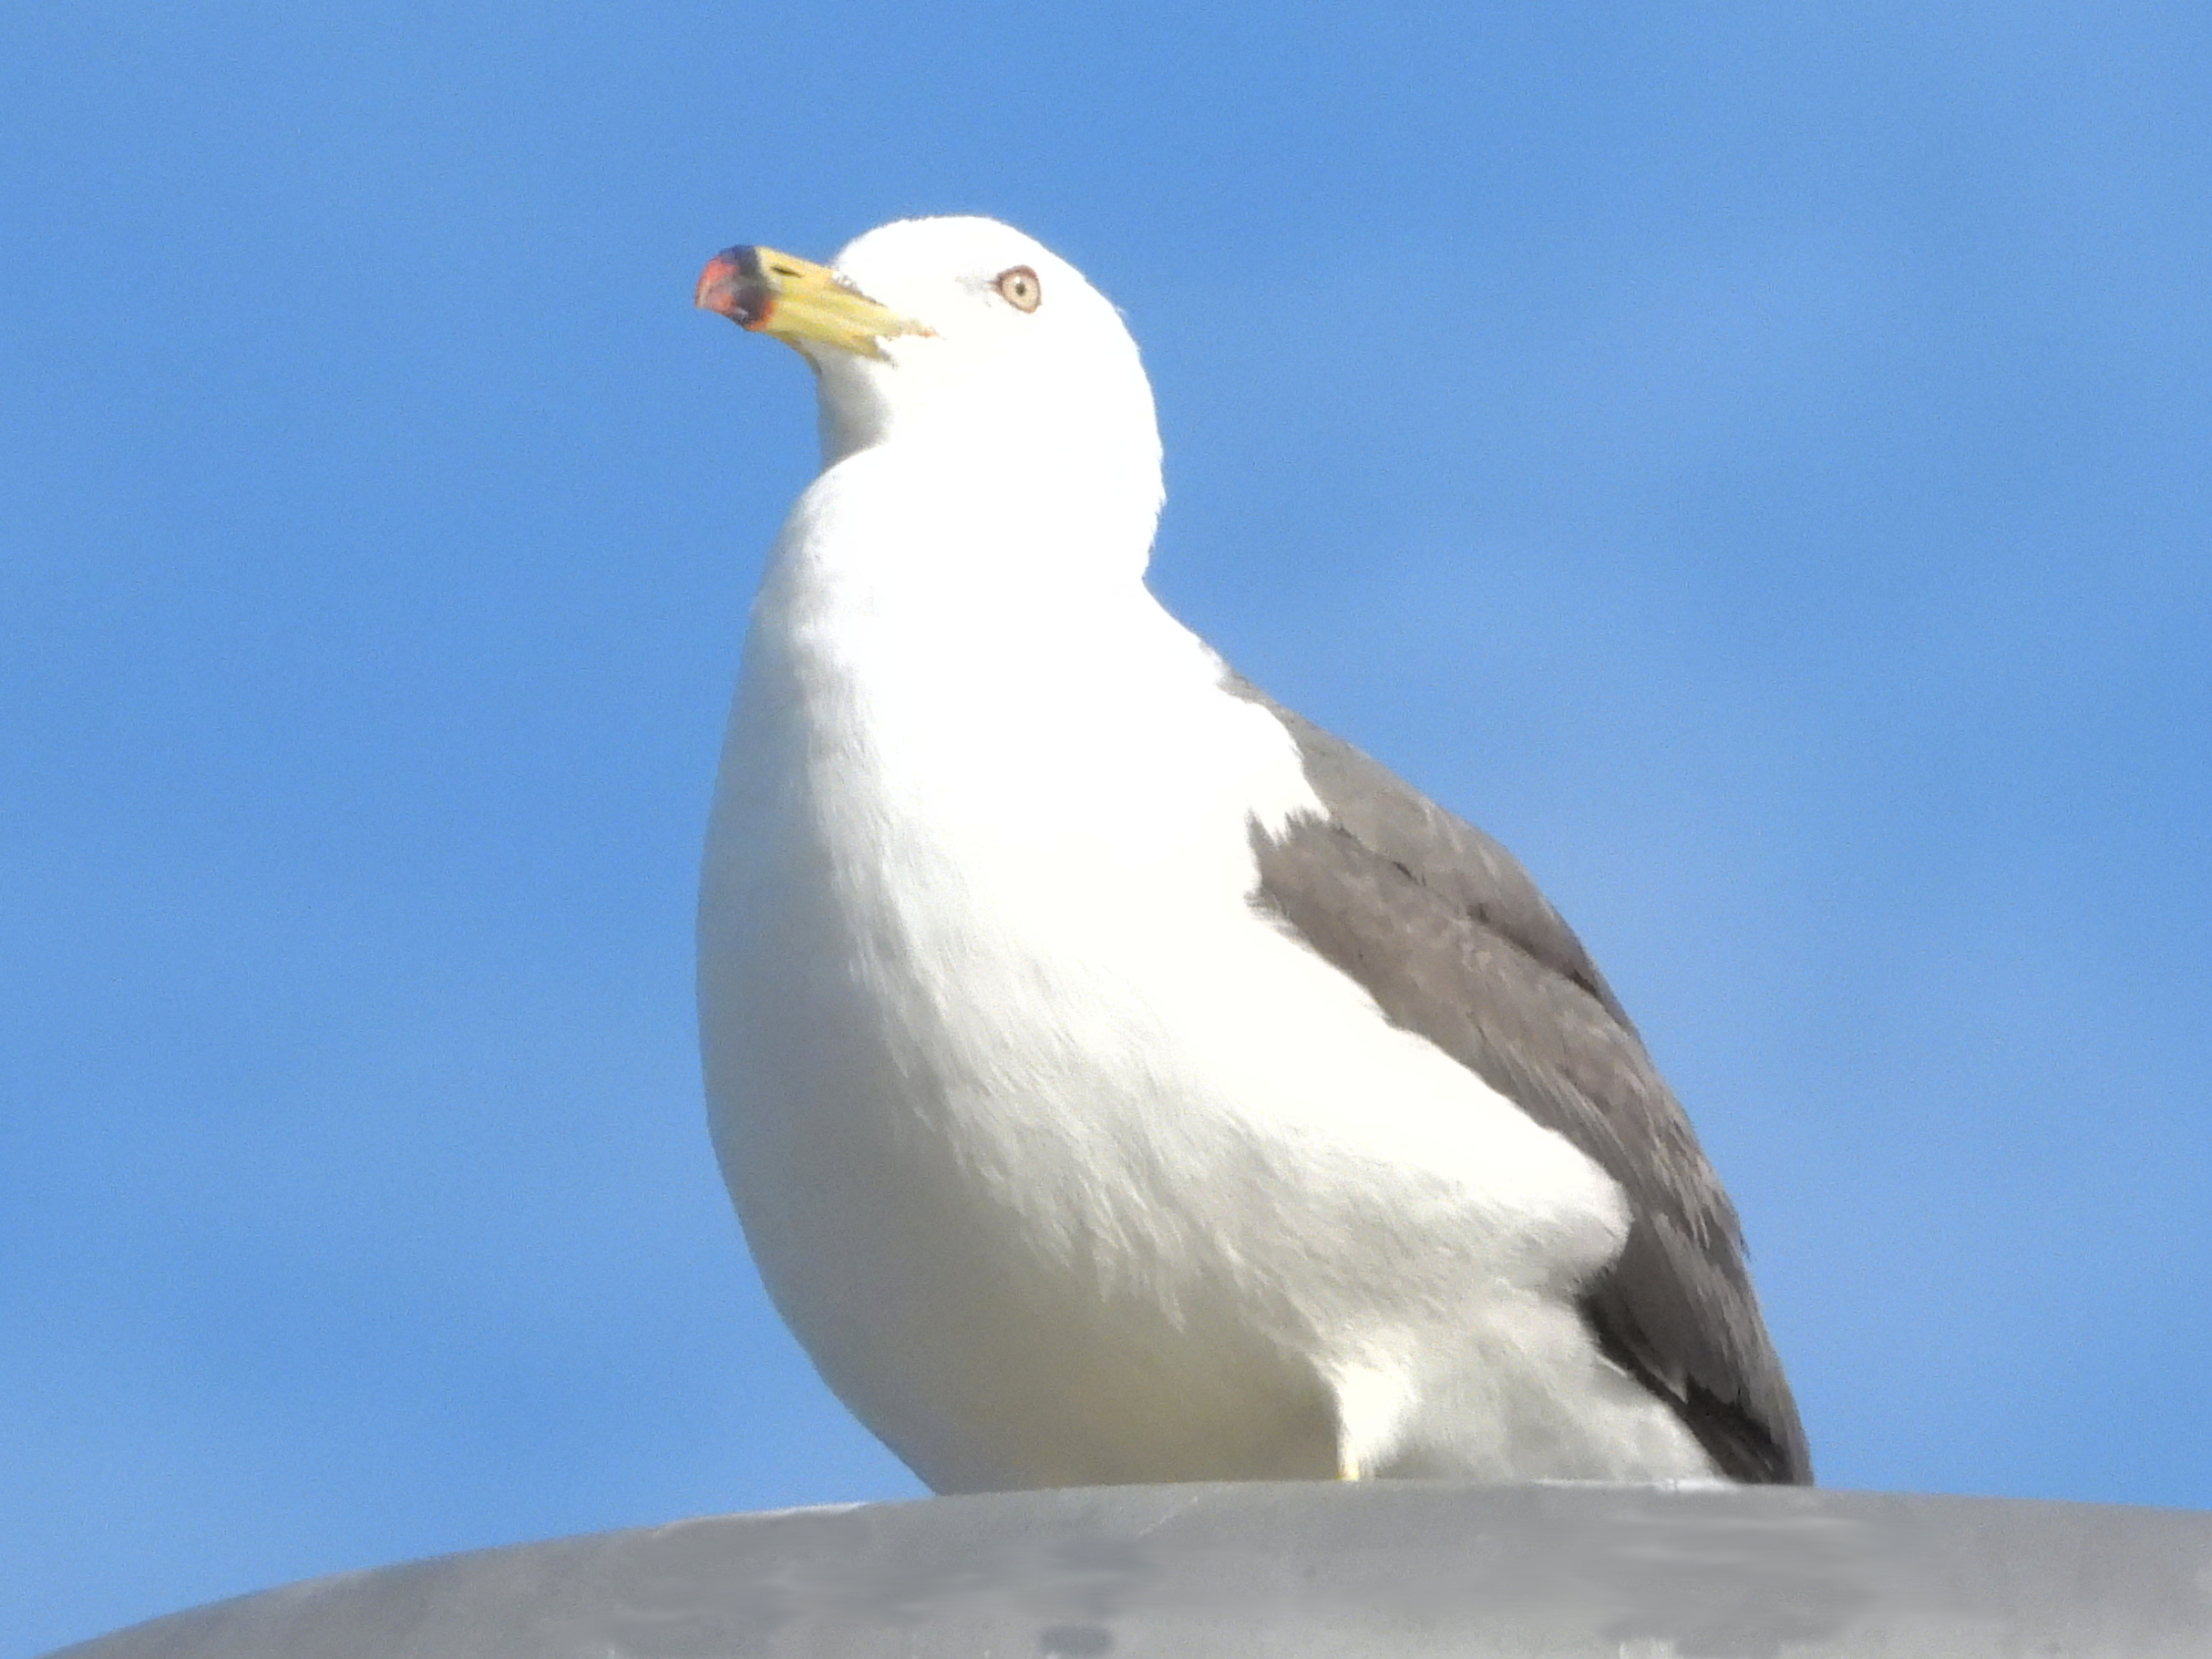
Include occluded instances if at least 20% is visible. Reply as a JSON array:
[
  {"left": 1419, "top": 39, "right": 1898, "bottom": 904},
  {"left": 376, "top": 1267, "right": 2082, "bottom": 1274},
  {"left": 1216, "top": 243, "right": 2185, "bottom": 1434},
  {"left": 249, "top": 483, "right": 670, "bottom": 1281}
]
[{"left": 693, "top": 216, "right": 1811, "bottom": 1491}]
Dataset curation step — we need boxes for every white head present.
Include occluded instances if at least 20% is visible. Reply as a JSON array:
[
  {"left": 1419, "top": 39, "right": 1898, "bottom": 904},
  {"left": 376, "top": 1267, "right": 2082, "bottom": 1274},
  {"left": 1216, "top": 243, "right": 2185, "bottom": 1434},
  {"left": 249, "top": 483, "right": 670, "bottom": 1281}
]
[{"left": 697, "top": 216, "right": 1163, "bottom": 520}]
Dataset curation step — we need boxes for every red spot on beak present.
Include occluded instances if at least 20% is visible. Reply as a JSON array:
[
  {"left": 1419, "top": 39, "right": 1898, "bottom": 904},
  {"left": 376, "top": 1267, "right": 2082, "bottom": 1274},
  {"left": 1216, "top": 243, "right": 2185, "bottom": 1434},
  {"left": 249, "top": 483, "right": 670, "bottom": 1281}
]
[{"left": 694, "top": 246, "right": 774, "bottom": 329}]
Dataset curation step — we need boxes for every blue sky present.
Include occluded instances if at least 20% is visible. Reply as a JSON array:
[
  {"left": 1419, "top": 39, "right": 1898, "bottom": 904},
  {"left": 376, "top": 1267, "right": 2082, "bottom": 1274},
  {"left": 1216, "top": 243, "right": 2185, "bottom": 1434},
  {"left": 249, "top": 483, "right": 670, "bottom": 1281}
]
[{"left": 4, "top": 3, "right": 2208, "bottom": 1653}]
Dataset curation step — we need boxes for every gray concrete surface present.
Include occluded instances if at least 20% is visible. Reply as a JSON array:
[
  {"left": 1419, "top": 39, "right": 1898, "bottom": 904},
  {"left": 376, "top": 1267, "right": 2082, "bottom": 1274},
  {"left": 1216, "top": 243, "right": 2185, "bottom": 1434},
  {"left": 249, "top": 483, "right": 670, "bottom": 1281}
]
[{"left": 42, "top": 1481, "right": 2212, "bottom": 1657}]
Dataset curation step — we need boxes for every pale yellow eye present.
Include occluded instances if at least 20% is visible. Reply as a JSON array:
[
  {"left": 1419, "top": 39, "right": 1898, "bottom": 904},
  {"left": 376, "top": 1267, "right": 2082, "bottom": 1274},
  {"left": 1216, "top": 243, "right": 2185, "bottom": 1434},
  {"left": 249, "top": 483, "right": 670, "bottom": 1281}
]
[{"left": 994, "top": 265, "right": 1042, "bottom": 313}]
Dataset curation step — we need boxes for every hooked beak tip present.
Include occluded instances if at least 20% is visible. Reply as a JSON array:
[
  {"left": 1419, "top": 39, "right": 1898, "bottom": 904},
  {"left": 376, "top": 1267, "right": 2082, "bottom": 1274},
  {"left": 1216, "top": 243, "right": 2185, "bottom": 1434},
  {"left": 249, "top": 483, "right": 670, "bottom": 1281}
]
[{"left": 694, "top": 246, "right": 769, "bottom": 327}]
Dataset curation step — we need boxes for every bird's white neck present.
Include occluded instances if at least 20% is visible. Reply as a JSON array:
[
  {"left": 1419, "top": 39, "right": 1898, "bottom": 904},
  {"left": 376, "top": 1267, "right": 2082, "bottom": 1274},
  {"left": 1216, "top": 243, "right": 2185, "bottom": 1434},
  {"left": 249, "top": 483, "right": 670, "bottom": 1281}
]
[{"left": 776, "top": 436, "right": 1166, "bottom": 620}]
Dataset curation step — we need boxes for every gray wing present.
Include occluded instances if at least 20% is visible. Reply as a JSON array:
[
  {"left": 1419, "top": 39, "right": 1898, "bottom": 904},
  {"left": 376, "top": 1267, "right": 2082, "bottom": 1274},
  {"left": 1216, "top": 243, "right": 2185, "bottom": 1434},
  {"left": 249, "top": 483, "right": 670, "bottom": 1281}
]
[{"left": 1229, "top": 677, "right": 1812, "bottom": 1484}]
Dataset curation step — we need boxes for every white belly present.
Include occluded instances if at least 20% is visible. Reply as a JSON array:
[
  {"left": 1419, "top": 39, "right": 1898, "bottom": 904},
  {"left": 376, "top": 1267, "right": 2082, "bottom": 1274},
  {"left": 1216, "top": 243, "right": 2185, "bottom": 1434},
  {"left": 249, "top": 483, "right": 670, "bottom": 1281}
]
[{"left": 698, "top": 524, "right": 1713, "bottom": 1489}]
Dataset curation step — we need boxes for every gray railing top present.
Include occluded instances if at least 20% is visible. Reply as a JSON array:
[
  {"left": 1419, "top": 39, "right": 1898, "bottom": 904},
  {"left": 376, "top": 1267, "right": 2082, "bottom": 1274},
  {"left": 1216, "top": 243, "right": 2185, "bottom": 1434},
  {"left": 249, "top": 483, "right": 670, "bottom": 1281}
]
[{"left": 44, "top": 1480, "right": 2212, "bottom": 1658}]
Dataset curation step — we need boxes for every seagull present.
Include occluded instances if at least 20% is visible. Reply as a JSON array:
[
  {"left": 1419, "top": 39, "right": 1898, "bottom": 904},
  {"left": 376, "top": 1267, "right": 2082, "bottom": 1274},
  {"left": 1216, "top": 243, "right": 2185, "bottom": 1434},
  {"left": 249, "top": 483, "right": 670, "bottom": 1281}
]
[{"left": 692, "top": 217, "right": 1811, "bottom": 1492}]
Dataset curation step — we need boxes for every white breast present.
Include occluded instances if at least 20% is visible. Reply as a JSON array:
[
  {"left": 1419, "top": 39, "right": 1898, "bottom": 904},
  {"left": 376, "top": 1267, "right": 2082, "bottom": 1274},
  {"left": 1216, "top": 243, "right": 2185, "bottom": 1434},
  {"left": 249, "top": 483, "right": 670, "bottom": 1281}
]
[{"left": 698, "top": 448, "right": 1706, "bottom": 1489}]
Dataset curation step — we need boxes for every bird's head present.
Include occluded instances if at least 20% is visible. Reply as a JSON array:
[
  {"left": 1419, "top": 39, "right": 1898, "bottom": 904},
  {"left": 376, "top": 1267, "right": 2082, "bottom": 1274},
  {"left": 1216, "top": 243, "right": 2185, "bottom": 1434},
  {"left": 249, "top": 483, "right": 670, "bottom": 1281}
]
[{"left": 696, "top": 216, "right": 1161, "bottom": 500}]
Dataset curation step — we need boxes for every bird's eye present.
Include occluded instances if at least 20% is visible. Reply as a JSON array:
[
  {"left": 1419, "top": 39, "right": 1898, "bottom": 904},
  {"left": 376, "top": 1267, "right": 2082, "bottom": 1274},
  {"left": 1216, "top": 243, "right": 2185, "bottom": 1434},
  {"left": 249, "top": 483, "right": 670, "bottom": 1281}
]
[{"left": 994, "top": 265, "right": 1042, "bottom": 313}]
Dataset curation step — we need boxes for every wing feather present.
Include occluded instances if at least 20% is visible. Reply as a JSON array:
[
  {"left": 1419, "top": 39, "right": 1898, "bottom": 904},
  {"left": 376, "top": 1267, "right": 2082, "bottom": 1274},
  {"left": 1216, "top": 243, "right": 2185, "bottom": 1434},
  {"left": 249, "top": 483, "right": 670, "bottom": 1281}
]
[{"left": 1232, "top": 679, "right": 1812, "bottom": 1484}]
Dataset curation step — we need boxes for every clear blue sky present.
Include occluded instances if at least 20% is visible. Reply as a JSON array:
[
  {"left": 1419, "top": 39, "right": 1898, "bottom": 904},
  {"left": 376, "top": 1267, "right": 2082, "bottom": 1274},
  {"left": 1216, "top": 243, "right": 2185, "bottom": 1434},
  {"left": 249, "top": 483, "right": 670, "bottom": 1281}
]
[{"left": 5, "top": 4, "right": 2207, "bottom": 1654}]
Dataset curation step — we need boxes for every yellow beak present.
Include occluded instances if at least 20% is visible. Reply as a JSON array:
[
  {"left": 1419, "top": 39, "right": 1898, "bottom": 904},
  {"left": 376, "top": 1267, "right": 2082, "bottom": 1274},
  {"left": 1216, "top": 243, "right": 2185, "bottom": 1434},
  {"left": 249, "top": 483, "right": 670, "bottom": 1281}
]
[{"left": 694, "top": 245, "right": 931, "bottom": 362}]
